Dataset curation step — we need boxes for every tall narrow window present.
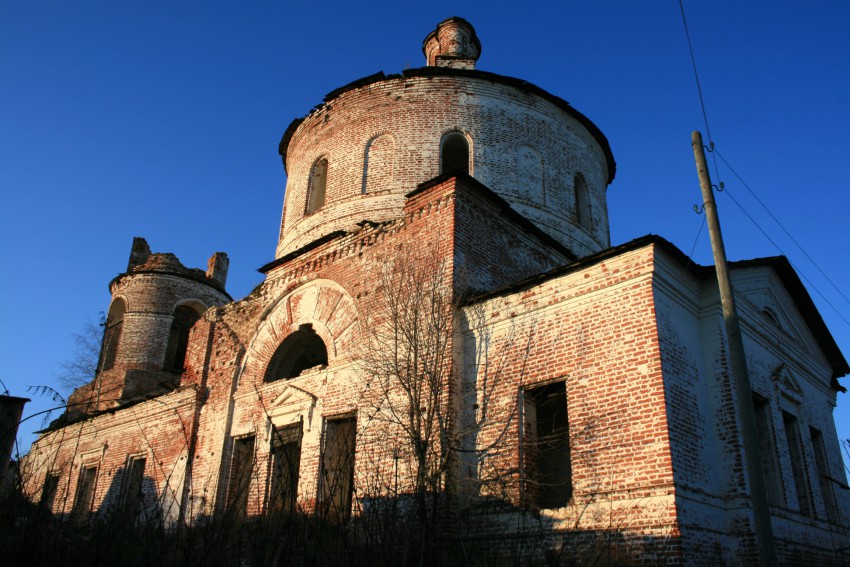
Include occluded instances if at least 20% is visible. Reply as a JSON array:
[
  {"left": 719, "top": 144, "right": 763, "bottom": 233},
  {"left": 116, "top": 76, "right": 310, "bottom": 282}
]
[
  {"left": 440, "top": 132, "right": 469, "bottom": 175},
  {"left": 306, "top": 157, "right": 328, "bottom": 214},
  {"left": 73, "top": 465, "right": 98, "bottom": 521},
  {"left": 574, "top": 174, "right": 591, "bottom": 231},
  {"left": 810, "top": 427, "right": 839, "bottom": 523},
  {"left": 269, "top": 422, "right": 303, "bottom": 516},
  {"left": 522, "top": 381, "right": 571, "bottom": 509},
  {"left": 226, "top": 436, "right": 256, "bottom": 520},
  {"left": 320, "top": 416, "right": 356, "bottom": 524},
  {"left": 40, "top": 473, "right": 60, "bottom": 512},
  {"left": 119, "top": 456, "right": 146, "bottom": 521},
  {"left": 264, "top": 325, "right": 328, "bottom": 382},
  {"left": 752, "top": 394, "right": 784, "bottom": 505},
  {"left": 99, "top": 298, "right": 126, "bottom": 372},
  {"left": 164, "top": 305, "right": 202, "bottom": 372},
  {"left": 783, "top": 411, "right": 813, "bottom": 516}
]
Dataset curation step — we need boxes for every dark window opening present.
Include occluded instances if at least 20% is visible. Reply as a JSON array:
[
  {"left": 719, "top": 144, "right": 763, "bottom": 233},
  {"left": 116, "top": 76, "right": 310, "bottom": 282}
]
[
  {"left": 752, "top": 394, "right": 784, "bottom": 506},
  {"left": 762, "top": 308, "right": 779, "bottom": 326},
  {"left": 306, "top": 158, "right": 328, "bottom": 214},
  {"left": 269, "top": 422, "right": 303, "bottom": 516},
  {"left": 810, "top": 427, "right": 840, "bottom": 523},
  {"left": 119, "top": 457, "right": 146, "bottom": 521},
  {"left": 783, "top": 411, "right": 813, "bottom": 516},
  {"left": 73, "top": 465, "right": 98, "bottom": 521},
  {"left": 264, "top": 326, "right": 328, "bottom": 382},
  {"left": 440, "top": 132, "right": 469, "bottom": 174},
  {"left": 574, "top": 174, "right": 591, "bottom": 231},
  {"left": 98, "top": 299, "right": 126, "bottom": 372},
  {"left": 165, "top": 305, "right": 202, "bottom": 373},
  {"left": 40, "top": 473, "right": 60, "bottom": 511},
  {"left": 523, "top": 381, "right": 571, "bottom": 509},
  {"left": 320, "top": 416, "right": 356, "bottom": 524},
  {"left": 226, "top": 436, "right": 255, "bottom": 520}
]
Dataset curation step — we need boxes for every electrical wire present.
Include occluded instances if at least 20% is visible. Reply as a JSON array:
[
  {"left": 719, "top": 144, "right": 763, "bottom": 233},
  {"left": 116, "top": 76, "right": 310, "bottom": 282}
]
[
  {"left": 676, "top": 1, "right": 715, "bottom": 275},
  {"left": 662, "top": 215, "right": 708, "bottom": 325},
  {"left": 687, "top": 214, "right": 706, "bottom": 265},
  {"left": 719, "top": 185, "right": 850, "bottom": 328},
  {"left": 715, "top": 149, "right": 850, "bottom": 309},
  {"left": 678, "top": 0, "right": 849, "bottom": 329},
  {"left": 678, "top": 0, "right": 721, "bottom": 180}
]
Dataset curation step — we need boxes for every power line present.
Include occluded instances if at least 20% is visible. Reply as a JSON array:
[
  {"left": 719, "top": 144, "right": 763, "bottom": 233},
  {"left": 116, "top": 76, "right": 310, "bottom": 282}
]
[
  {"left": 715, "top": 149, "right": 850, "bottom": 309},
  {"left": 718, "top": 184, "right": 850, "bottom": 328},
  {"left": 678, "top": 0, "right": 712, "bottom": 145},
  {"left": 677, "top": 1, "right": 849, "bottom": 329},
  {"left": 678, "top": 0, "right": 721, "bottom": 181},
  {"left": 687, "top": 213, "right": 707, "bottom": 263}
]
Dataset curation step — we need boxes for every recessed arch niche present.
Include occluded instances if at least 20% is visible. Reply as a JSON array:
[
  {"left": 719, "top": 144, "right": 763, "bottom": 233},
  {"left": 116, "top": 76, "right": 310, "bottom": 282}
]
[{"left": 242, "top": 280, "right": 361, "bottom": 388}]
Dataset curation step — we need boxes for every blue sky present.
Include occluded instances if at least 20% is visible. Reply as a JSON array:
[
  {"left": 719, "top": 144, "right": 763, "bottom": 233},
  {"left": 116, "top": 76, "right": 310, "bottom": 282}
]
[{"left": 2, "top": 2, "right": 849, "bottom": 466}]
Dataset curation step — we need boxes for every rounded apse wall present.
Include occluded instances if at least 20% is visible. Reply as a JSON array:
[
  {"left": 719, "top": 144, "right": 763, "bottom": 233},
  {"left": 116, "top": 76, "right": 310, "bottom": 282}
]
[{"left": 277, "top": 69, "right": 614, "bottom": 261}]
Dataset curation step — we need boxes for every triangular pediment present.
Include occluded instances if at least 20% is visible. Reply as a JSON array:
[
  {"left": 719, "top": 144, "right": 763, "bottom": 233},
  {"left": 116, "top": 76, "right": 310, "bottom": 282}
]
[
  {"left": 267, "top": 384, "right": 319, "bottom": 431},
  {"left": 270, "top": 385, "right": 317, "bottom": 417},
  {"left": 723, "top": 257, "right": 848, "bottom": 382},
  {"left": 771, "top": 363, "right": 804, "bottom": 399},
  {"left": 733, "top": 269, "right": 817, "bottom": 354}
]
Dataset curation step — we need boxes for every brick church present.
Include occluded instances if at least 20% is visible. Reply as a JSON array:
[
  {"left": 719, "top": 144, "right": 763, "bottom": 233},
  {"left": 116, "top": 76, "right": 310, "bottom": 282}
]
[{"left": 23, "top": 18, "right": 850, "bottom": 564}]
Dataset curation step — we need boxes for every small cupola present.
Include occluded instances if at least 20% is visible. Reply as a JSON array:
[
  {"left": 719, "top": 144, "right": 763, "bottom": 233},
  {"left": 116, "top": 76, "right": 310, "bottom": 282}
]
[{"left": 422, "top": 17, "right": 481, "bottom": 69}]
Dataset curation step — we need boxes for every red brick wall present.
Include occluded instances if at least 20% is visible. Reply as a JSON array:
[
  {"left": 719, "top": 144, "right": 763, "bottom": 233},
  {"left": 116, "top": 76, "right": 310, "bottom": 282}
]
[
  {"left": 278, "top": 74, "right": 611, "bottom": 260},
  {"left": 23, "top": 387, "right": 198, "bottom": 523}
]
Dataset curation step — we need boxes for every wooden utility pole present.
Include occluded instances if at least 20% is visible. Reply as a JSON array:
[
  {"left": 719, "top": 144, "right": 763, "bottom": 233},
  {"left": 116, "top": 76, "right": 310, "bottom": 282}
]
[{"left": 692, "top": 131, "right": 777, "bottom": 566}]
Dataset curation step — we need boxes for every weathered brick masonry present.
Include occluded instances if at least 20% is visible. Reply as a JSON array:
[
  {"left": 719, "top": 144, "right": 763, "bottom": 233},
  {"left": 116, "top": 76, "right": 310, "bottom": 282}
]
[{"left": 23, "top": 17, "right": 850, "bottom": 565}]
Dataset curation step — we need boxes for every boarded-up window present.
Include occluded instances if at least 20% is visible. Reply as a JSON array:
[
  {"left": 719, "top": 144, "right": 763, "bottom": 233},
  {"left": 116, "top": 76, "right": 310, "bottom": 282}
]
[
  {"left": 440, "top": 132, "right": 469, "bottom": 175},
  {"left": 40, "top": 473, "right": 60, "bottom": 512},
  {"left": 306, "top": 158, "right": 328, "bottom": 214},
  {"left": 574, "top": 174, "right": 591, "bottom": 230},
  {"left": 164, "top": 305, "right": 202, "bottom": 372},
  {"left": 523, "top": 382, "right": 571, "bottom": 509},
  {"left": 362, "top": 135, "right": 395, "bottom": 194},
  {"left": 119, "top": 456, "right": 146, "bottom": 521},
  {"left": 73, "top": 465, "right": 98, "bottom": 520},
  {"left": 320, "top": 416, "right": 356, "bottom": 524},
  {"left": 269, "top": 422, "right": 303, "bottom": 516},
  {"left": 99, "top": 298, "right": 125, "bottom": 372},
  {"left": 226, "top": 436, "right": 255, "bottom": 520},
  {"left": 752, "top": 394, "right": 784, "bottom": 506},
  {"left": 783, "top": 411, "right": 813, "bottom": 516},
  {"left": 517, "top": 145, "right": 543, "bottom": 203}
]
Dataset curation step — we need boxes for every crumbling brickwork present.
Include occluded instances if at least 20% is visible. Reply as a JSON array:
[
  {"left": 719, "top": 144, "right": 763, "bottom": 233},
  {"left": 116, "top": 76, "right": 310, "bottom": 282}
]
[{"left": 21, "top": 17, "right": 849, "bottom": 566}]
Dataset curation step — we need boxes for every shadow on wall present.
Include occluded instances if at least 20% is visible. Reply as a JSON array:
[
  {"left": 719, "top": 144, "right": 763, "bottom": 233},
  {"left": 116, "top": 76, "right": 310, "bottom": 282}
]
[
  {"left": 0, "top": 481, "right": 685, "bottom": 566},
  {"left": 98, "top": 468, "right": 164, "bottom": 528}
]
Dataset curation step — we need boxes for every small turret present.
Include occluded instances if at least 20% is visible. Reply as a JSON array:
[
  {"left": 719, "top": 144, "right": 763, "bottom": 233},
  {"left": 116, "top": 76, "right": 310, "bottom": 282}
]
[
  {"left": 66, "top": 238, "right": 231, "bottom": 416},
  {"left": 422, "top": 17, "right": 481, "bottom": 69}
]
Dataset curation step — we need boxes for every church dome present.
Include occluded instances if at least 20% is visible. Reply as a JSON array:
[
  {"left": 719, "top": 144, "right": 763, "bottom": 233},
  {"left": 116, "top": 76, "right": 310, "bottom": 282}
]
[{"left": 276, "top": 18, "right": 615, "bottom": 260}]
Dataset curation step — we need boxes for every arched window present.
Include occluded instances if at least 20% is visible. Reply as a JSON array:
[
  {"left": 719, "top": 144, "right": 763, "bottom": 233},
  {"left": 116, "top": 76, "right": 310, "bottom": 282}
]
[
  {"left": 98, "top": 298, "right": 126, "bottom": 372},
  {"left": 440, "top": 132, "right": 469, "bottom": 175},
  {"left": 164, "top": 304, "right": 203, "bottom": 373},
  {"left": 574, "top": 174, "right": 591, "bottom": 230},
  {"left": 306, "top": 158, "right": 328, "bottom": 214},
  {"left": 264, "top": 325, "right": 329, "bottom": 382},
  {"left": 762, "top": 307, "right": 783, "bottom": 330}
]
